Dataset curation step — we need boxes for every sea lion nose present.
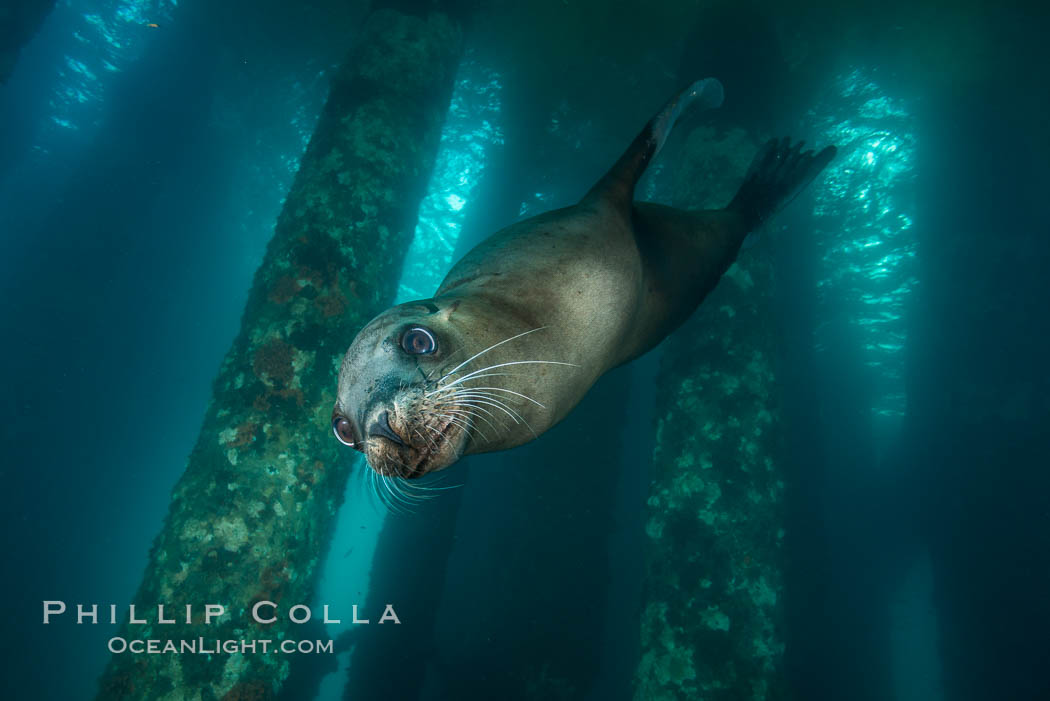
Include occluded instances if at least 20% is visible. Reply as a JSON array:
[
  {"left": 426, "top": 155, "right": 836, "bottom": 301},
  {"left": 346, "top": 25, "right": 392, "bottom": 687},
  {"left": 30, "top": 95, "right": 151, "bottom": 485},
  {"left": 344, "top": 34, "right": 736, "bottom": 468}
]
[{"left": 368, "top": 410, "right": 405, "bottom": 446}]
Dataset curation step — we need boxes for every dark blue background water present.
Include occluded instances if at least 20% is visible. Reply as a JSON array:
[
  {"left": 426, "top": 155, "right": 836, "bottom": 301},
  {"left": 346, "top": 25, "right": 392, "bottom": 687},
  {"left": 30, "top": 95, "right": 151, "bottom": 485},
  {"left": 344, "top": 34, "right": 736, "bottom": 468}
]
[{"left": 2, "top": 1, "right": 1047, "bottom": 700}]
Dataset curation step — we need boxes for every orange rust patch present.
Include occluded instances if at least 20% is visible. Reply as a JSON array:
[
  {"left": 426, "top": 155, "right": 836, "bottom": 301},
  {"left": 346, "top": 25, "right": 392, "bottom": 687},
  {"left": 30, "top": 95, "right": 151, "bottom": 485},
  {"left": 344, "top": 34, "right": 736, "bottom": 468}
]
[
  {"left": 268, "top": 275, "right": 302, "bottom": 305},
  {"left": 227, "top": 422, "right": 258, "bottom": 448},
  {"left": 295, "top": 464, "right": 314, "bottom": 486},
  {"left": 255, "top": 560, "right": 291, "bottom": 605},
  {"left": 253, "top": 339, "right": 296, "bottom": 387},
  {"left": 252, "top": 387, "right": 303, "bottom": 412},
  {"left": 295, "top": 264, "right": 324, "bottom": 288},
  {"left": 295, "top": 459, "right": 326, "bottom": 486},
  {"left": 315, "top": 292, "right": 346, "bottom": 318},
  {"left": 273, "top": 387, "right": 305, "bottom": 407}
]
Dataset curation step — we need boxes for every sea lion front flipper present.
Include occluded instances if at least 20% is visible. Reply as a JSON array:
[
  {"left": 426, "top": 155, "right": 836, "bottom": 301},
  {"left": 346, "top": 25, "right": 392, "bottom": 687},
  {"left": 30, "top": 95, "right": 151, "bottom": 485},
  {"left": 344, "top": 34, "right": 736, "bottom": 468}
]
[{"left": 584, "top": 78, "right": 724, "bottom": 210}]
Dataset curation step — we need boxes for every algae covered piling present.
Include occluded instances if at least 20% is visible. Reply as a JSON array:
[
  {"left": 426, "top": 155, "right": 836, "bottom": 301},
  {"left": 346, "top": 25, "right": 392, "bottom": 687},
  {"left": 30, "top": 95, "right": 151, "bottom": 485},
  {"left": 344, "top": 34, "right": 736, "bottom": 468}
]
[
  {"left": 94, "top": 6, "right": 464, "bottom": 699},
  {"left": 635, "top": 128, "right": 789, "bottom": 701}
]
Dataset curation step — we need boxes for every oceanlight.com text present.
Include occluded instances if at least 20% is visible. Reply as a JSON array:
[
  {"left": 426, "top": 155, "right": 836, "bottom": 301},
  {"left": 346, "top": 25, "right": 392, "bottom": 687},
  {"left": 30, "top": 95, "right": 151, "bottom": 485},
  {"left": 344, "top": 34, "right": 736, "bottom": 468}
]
[{"left": 107, "top": 637, "right": 334, "bottom": 655}]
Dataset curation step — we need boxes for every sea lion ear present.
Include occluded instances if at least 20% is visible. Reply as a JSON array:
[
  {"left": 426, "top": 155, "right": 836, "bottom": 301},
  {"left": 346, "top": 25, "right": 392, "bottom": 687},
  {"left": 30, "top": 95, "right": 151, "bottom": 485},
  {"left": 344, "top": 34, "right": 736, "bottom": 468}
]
[
  {"left": 438, "top": 300, "right": 460, "bottom": 321},
  {"left": 412, "top": 300, "right": 458, "bottom": 320}
]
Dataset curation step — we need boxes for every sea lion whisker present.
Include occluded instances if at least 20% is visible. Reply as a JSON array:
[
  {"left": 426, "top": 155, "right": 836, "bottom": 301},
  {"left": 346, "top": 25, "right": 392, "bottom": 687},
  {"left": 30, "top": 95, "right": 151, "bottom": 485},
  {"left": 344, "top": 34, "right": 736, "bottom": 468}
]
[
  {"left": 399, "top": 481, "right": 462, "bottom": 492},
  {"left": 396, "top": 486, "right": 436, "bottom": 502},
  {"left": 438, "top": 408, "right": 493, "bottom": 437},
  {"left": 445, "top": 386, "right": 546, "bottom": 408},
  {"left": 427, "top": 372, "right": 519, "bottom": 394},
  {"left": 435, "top": 410, "right": 477, "bottom": 436},
  {"left": 426, "top": 369, "right": 520, "bottom": 396},
  {"left": 418, "top": 470, "right": 449, "bottom": 486},
  {"left": 371, "top": 468, "right": 396, "bottom": 514},
  {"left": 436, "top": 395, "right": 523, "bottom": 424},
  {"left": 387, "top": 469, "right": 434, "bottom": 502},
  {"left": 444, "top": 397, "right": 532, "bottom": 434},
  {"left": 435, "top": 394, "right": 520, "bottom": 418},
  {"left": 438, "top": 391, "right": 523, "bottom": 415},
  {"left": 396, "top": 488, "right": 436, "bottom": 500},
  {"left": 380, "top": 453, "right": 421, "bottom": 487},
  {"left": 388, "top": 480, "right": 421, "bottom": 509},
  {"left": 463, "top": 397, "right": 537, "bottom": 437},
  {"left": 437, "top": 412, "right": 486, "bottom": 442},
  {"left": 393, "top": 474, "right": 456, "bottom": 497},
  {"left": 386, "top": 440, "right": 434, "bottom": 484},
  {"left": 439, "top": 417, "right": 481, "bottom": 447},
  {"left": 442, "top": 371, "right": 519, "bottom": 382},
  {"left": 423, "top": 423, "right": 445, "bottom": 436},
  {"left": 375, "top": 470, "right": 390, "bottom": 511},
  {"left": 379, "top": 466, "right": 415, "bottom": 511},
  {"left": 363, "top": 463, "right": 381, "bottom": 511},
  {"left": 432, "top": 396, "right": 510, "bottom": 423},
  {"left": 430, "top": 360, "right": 578, "bottom": 394},
  {"left": 416, "top": 417, "right": 445, "bottom": 444},
  {"left": 377, "top": 460, "right": 409, "bottom": 513},
  {"left": 440, "top": 406, "right": 505, "bottom": 437},
  {"left": 413, "top": 427, "right": 439, "bottom": 452},
  {"left": 399, "top": 468, "right": 459, "bottom": 490},
  {"left": 428, "top": 345, "right": 468, "bottom": 381},
  {"left": 439, "top": 389, "right": 536, "bottom": 411},
  {"left": 421, "top": 422, "right": 452, "bottom": 451},
  {"left": 436, "top": 327, "right": 547, "bottom": 384},
  {"left": 417, "top": 471, "right": 464, "bottom": 491},
  {"left": 422, "top": 422, "right": 459, "bottom": 457},
  {"left": 375, "top": 462, "right": 395, "bottom": 511},
  {"left": 372, "top": 468, "right": 389, "bottom": 512},
  {"left": 428, "top": 404, "right": 506, "bottom": 442},
  {"left": 443, "top": 394, "right": 520, "bottom": 415}
]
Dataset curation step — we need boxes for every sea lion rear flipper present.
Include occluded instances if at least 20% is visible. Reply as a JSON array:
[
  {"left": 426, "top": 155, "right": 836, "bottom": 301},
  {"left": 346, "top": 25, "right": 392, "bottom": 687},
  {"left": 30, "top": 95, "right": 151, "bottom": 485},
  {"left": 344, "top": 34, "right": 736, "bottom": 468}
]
[
  {"left": 727, "top": 137, "right": 837, "bottom": 231},
  {"left": 584, "top": 78, "right": 724, "bottom": 209}
]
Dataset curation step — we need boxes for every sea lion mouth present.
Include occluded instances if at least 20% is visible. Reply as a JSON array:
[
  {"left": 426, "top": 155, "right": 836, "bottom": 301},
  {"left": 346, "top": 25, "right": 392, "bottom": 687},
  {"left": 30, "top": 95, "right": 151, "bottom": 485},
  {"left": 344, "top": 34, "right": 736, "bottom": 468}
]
[
  {"left": 411, "top": 415, "right": 458, "bottom": 474},
  {"left": 366, "top": 407, "right": 464, "bottom": 479},
  {"left": 367, "top": 411, "right": 405, "bottom": 446}
]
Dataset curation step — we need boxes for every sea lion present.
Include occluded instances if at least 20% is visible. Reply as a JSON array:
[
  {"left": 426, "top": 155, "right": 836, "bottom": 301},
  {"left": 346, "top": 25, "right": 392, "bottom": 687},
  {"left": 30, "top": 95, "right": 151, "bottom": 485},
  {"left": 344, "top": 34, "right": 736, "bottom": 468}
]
[{"left": 333, "top": 78, "right": 835, "bottom": 479}]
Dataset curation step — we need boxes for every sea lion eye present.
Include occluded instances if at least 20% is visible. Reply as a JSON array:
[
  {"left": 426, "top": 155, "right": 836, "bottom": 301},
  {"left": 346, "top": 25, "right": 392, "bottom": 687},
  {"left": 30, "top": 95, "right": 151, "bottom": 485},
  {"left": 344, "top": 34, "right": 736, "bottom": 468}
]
[
  {"left": 332, "top": 415, "right": 356, "bottom": 447},
  {"left": 400, "top": 326, "right": 437, "bottom": 355}
]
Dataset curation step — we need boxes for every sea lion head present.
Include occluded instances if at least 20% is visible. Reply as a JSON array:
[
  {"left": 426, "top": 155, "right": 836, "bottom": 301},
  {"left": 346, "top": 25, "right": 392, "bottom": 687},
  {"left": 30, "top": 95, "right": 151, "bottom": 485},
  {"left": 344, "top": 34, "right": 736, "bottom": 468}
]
[{"left": 333, "top": 299, "right": 472, "bottom": 478}]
